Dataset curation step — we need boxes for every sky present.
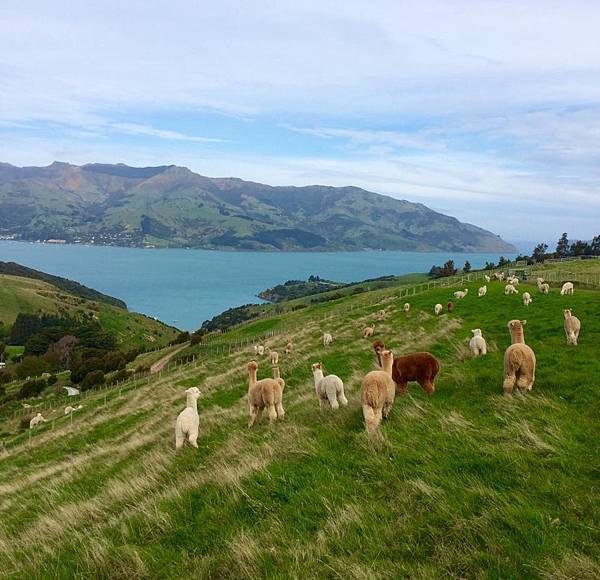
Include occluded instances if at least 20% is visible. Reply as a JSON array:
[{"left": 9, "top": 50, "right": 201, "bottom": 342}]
[{"left": 1, "top": 0, "right": 599, "bottom": 246}]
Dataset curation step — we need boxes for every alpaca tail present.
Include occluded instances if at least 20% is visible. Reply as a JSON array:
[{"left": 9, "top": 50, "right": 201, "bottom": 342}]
[{"left": 362, "top": 404, "right": 380, "bottom": 431}]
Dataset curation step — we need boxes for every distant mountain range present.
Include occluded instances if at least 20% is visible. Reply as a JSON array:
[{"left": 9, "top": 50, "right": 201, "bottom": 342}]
[{"left": 0, "top": 162, "right": 515, "bottom": 252}]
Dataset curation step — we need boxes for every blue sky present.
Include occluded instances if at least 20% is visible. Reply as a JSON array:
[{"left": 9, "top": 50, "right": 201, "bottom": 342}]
[{"left": 1, "top": 0, "right": 599, "bottom": 245}]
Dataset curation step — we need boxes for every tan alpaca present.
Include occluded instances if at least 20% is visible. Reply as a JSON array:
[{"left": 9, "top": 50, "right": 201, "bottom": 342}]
[
  {"left": 284, "top": 342, "right": 293, "bottom": 354},
  {"left": 323, "top": 332, "right": 333, "bottom": 346},
  {"left": 247, "top": 361, "right": 284, "bottom": 427},
  {"left": 563, "top": 309, "right": 581, "bottom": 346},
  {"left": 361, "top": 349, "right": 395, "bottom": 431},
  {"left": 270, "top": 350, "right": 279, "bottom": 365},
  {"left": 272, "top": 365, "right": 286, "bottom": 390},
  {"left": 363, "top": 325, "right": 375, "bottom": 339},
  {"left": 503, "top": 320, "right": 536, "bottom": 395}
]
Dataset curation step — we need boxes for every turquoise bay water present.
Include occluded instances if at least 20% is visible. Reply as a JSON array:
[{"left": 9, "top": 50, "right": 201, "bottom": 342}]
[{"left": 0, "top": 242, "right": 515, "bottom": 331}]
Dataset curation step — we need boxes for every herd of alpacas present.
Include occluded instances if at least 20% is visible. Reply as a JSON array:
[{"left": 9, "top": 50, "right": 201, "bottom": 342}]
[{"left": 170, "top": 275, "right": 584, "bottom": 443}]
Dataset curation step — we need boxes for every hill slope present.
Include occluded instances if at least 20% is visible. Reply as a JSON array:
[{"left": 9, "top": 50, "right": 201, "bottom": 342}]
[
  {"left": 0, "top": 268, "right": 597, "bottom": 577},
  {"left": 0, "top": 161, "right": 514, "bottom": 252}
]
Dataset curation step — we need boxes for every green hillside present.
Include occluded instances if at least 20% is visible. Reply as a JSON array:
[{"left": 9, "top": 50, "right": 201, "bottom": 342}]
[
  {"left": 0, "top": 265, "right": 597, "bottom": 578},
  {"left": 0, "top": 273, "right": 178, "bottom": 349}
]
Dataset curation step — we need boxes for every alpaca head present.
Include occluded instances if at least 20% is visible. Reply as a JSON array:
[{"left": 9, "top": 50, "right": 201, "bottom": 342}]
[
  {"left": 248, "top": 361, "right": 258, "bottom": 371},
  {"left": 36, "top": 412, "right": 42, "bottom": 418},
  {"left": 464, "top": 289, "right": 468, "bottom": 293},
  {"left": 380, "top": 349, "right": 394, "bottom": 373},
  {"left": 471, "top": 329, "right": 482, "bottom": 337},
  {"left": 563, "top": 309, "right": 572, "bottom": 318},
  {"left": 185, "top": 386, "right": 201, "bottom": 402},
  {"left": 311, "top": 362, "right": 323, "bottom": 376}
]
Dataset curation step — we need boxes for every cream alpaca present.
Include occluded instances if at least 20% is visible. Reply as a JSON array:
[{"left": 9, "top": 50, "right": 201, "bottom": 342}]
[
  {"left": 270, "top": 350, "right": 279, "bottom": 365},
  {"left": 469, "top": 329, "right": 487, "bottom": 356},
  {"left": 363, "top": 325, "right": 375, "bottom": 338},
  {"left": 538, "top": 281, "right": 550, "bottom": 294},
  {"left": 503, "top": 320, "right": 536, "bottom": 395},
  {"left": 434, "top": 303, "right": 442, "bottom": 316},
  {"left": 403, "top": 303, "right": 410, "bottom": 313},
  {"left": 478, "top": 285, "right": 487, "bottom": 297},
  {"left": 484, "top": 275, "right": 491, "bottom": 283},
  {"left": 29, "top": 413, "right": 47, "bottom": 429},
  {"left": 247, "top": 361, "right": 285, "bottom": 427},
  {"left": 256, "top": 345, "right": 265, "bottom": 356},
  {"left": 361, "top": 349, "right": 395, "bottom": 431},
  {"left": 505, "top": 284, "right": 519, "bottom": 295},
  {"left": 522, "top": 292, "right": 532, "bottom": 306},
  {"left": 323, "top": 332, "right": 333, "bottom": 346},
  {"left": 175, "top": 387, "right": 201, "bottom": 449},
  {"left": 560, "top": 282, "right": 574, "bottom": 295},
  {"left": 284, "top": 342, "right": 293, "bottom": 354},
  {"left": 312, "top": 363, "right": 347, "bottom": 410},
  {"left": 454, "top": 289, "right": 468, "bottom": 299},
  {"left": 563, "top": 309, "right": 581, "bottom": 346}
]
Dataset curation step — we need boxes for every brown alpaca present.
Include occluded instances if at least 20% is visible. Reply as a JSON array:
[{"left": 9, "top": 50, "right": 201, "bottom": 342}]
[
  {"left": 363, "top": 325, "right": 375, "bottom": 339},
  {"left": 361, "top": 349, "right": 395, "bottom": 431},
  {"left": 247, "top": 361, "right": 284, "bottom": 427},
  {"left": 372, "top": 340, "right": 386, "bottom": 366},
  {"left": 503, "top": 320, "right": 536, "bottom": 395},
  {"left": 447, "top": 301, "right": 454, "bottom": 312},
  {"left": 392, "top": 352, "right": 440, "bottom": 396}
]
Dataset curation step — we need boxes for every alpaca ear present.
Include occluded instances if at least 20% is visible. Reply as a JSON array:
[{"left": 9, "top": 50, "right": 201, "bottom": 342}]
[{"left": 521, "top": 320, "right": 527, "bottom": 325}]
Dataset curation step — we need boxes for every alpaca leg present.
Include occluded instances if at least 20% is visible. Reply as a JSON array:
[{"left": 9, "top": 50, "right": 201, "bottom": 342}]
[
  {"left": 382, "top": 401, "right": 393, "bottom": 420},
  {"left": 188, "top": 430, "right": 199, "bottom": 448},
  {"left": 422, "top": 380, "right": 435, "bottom": 395},
  {"left": 175, "top": 428, "right": 185, "bottom": 450},
  {"left": 267, "top": 404, "right": 278, "bottom": 422},
  {"left": 276, "top": 402, "right": 285, "bottom": 420},
  {"left": 337, "top": 385, "right": 348, "bottom": 406},
  {"left": 470, "top": 347, "right": 479, "bottom": 357},
  {"left": 248, "top": 406, "right": 258, "bottom": 428},
  {"left": 325, "top": 383, "right": 339, "bottom": 410},
  {"left": 319, "top": 398, "right": 326, "bottom": 411},
  {"left": 503, "top": 374, "right": 516, "bottom": 395},
  {"left": 480, "top": 344, "right": 487, "bottom": 356},
  {"left": 362, "top": 404, "right": 380, "bottom": 431}
]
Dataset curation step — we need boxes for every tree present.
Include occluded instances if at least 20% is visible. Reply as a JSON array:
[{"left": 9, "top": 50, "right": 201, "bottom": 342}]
[
  {"left": 532, "top": 243, "right": 548, "bottom": 262},
  {"left": 17, "top": 378, "right": 48, "bottom": 399},
  {"left": 81, "top": 370, "right": 105, "bottom": 391},
  {"left": 484, "top": 261, "right": 496, "bottom": 270},
  {"left": 0, "top": 341, "right": 5, "bottom": 358},
  {"left": 592, "top": 235, "right": 600, "bottom": 255},
  {"left": 498, "top": 256, "right": 510, "bottom": 267},
  {"left": 463, "top": 260, "right": 471, "bottom": 273},
  {"left": 0, "top": 369, "right": 14, "bottom": 385},
  {"left": 556, "top": 232, "right": 569, "bottom": 257},
  {"left": 15, "top": 356, "right": 49, "bottom": 380},
  {"left": 570, "top": 240, "right": 591, "bottom": 256}
]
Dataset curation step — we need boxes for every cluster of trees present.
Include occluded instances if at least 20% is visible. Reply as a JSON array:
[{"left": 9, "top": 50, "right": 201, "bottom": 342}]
[{"left": 528, "top": 233, "right": 600, "bottom": 263}]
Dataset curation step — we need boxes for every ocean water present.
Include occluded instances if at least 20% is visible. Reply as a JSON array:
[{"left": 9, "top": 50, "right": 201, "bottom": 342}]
[{"left": 0, "top": 242, "right": 515, "bottom": 330}]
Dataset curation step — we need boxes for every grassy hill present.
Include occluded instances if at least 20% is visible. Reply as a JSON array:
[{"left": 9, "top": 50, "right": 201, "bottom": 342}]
[
  {"left": 0, "top": 161, "right": 515, "bottom": 252},
  {"left": 0, "top": 273, "right": 178, "bottom": 350},
  {"left": 0, "top": 265, "right": 597, "bottom": 577}
]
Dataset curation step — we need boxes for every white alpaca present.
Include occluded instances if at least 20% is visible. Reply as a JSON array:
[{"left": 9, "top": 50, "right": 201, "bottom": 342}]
[
  {"left": 29, "top": 413, "right": 47, "bottom": 429},
  {"left": 64, "top": 406, "right": 75, "bottom": 415},
  {"left": 505, "top": 284, "right": 519, "bottom": 295},
  {"left": 312, "top": 363, "right": 347, "bottom": 410},
  {"left": 256, "top": 345, "right": 265, "bottom": 356},
  {"left": 469, "top": 329, "right": 487, "bottom": 356},
  {"left": 560, "top": 282, "right": 574, "bottom": 295},
  {"left": 323, "top": 333, "right": 333, "bottom": 346},
  {"left": 507, "top": 276, "right": 519, "bottom": 286},
  {"left": 270, "top": 351, "right": 279, "bottom": 365},
  {"left": 484, "top": 275, "right": 491, "bottom": 283},
  {"left": 434, "top": 303, "right": 443, "bottom": 316},
  {"left": 563, "top": 309, "right": 581, "bottom": 346},
  {"left": 454, "top": 289, "right": 468, "bottom": 299},
  {"left": 175, "top": 387, "right": 201, "bottom": 449},
  {"left": 478, "top": 285, "right": 487, "bottom": 297},
  {"left": 522, "top": 292, "right": 532, "bottom": 306},
  {"left": 253, "top": 345, "right": 259, "bottom": 355},
  {"left": 403, "top": 303, "right": 410, "bottom": 313},
  {"left": 538, "top": 281, "right": 550, "bottom": 294}
]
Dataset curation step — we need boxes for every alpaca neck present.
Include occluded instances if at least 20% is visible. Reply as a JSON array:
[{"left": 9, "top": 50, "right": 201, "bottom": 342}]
[
  {"left": 381, "top": 356, "right": 393, "bottom": 375},
  {"left": 510, "top": 328, "right": 525, "bottom": 344},
  {"left": 248, "top": 367, "right": 258, "bottom": 386},
  {"left": 186, "top": 394, "right": 198, "bottom": 409},
  {"left": 273, "top": 366, "right": 280, "bottom": 380},
  {"left": 313, "top": 369, "right": 324, "bottom": 386}
]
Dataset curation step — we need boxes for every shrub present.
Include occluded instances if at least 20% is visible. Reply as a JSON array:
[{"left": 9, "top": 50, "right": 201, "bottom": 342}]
[
  {"left": 0, "top": 369, "right": 14, "bottom": 385},
  {"left": 18, "top": 378, "right": 48, "bottom": 399},
  {"left": 19, "top": 416, "right": 33, "bottom": 431},
  {"left": 15, "top": 356, "right": 49, "bottom": 380},
  {"left": 81, "top": 370, "right": 105, "bottom": 391},
  {"left": 47, "top": 374, "right": 58, "bottom": 386},
  {"left": 108, "top": 368, "right": 131, "bottom": 385}
]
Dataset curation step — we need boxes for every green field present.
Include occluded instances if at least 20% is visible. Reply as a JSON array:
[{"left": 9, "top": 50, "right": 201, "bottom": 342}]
[{"left": 0, "top": 266, "right": 598, "bottom": 578}]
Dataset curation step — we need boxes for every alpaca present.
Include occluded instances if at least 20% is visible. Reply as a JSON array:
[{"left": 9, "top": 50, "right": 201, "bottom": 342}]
[
  {"left": 505, "top": 284, "right": 519, "bottom": 295},
  {"left": 256, "top": 345, "right": 265, "bottom": 356},
  {"left": 323, "top": 332, "right": 333, "bottom": 346},
  {"left": 284, "top": 342, "right": 293, "bottom": 354},
  {"left": 478, "top": 285, "right": 487, "bottom": 297},
  {"left": 484, "top": 275, "right": 491, "bottom": 283},
  {"left": 272, "top": 365, "right": 286, "bottom": 390},
  {"left": 493, "top": 272, "right": 505, "bottom": 281},
  {"left": 312, "top": 363, "right": 347, "bottom": 410},
  {"left": 175, "top": 387, "right": 201, "bottom": 449},
  {"left": 560, "top": 282, "right": 574, "bottom": 295},
  {"left": 247, "top": 361, "right": 284, "bottom": 427},
  {"left": 447, "top": 301, "right": 454, "bottom": 312},
  {"left": 507, "top": 276, "right": 519, "bottom": 286},
  {"left": 376, "top": 309, "right": 388, "bottom": 321},
  {"left": 392, "top": 351, "right": 440, "bottom": 395},
  {"left": 503, "top": 320, "right": 536, "bottom": 395},
  {"left": 538, "top": 280, "right": 550, "bottom": 294},
  {"left": 522, "top": 292, "right": 532, "bottom": 306},
  {"left": 363, "top": 325, "right": 375, "bottom": 339},
  {"left": 270, "top": 350, "right": 279, "bottom": 365},
  {"left": 563, "top": 309, "right": 581, "bottom": 346},
  {"left": 434, "top": 303, "right": 442, "bottom": 316},
  {"left": 469, "top": 329, "right": 487, "bottom": 356},
  {"left": 64, "top": 406, "right": 75, "bottom": 415},
  {"left": 29, "top": 413, "right": 47, "bottom": 429},
  {"left": 361, "top": 349, "right": 395, "bottom": 431},
  {"left": 403, "top": 303, "right": 410, "bottom": 313},
  {"left": 373, "top": 340, "right": 386, "bottom": 367},
  {"left": 253, "top": 345, "right": 259, "bottom": 355},
  {"left": 454, "top": 289, "right": 468, "bottom": 299}
]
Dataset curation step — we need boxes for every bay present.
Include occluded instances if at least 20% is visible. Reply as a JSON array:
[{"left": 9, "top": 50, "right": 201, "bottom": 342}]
[{"left": 0, "top": 241, "right": 516, "bottom": 330}]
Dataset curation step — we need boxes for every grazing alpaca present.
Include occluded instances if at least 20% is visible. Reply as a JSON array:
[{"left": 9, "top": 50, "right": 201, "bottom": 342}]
[
  {"left": 434, "top": 303, "right": 442, "bottom": 316},
  {"left": 361, "top": 349, "right": 395, "bottom": 431},
  {"left": 256, "top": 345, "right": 265, "bottom": 356},
  {"left": 454, "top": 289, "right": 468, "bottom": 300},
  {"left": 64, "top": 406, "right": 75, "bottom": 415},
  {"left": 312, "top": 363, "right": 347, "bottom": 410},
  {"left": 175, "top": 387, "right": 201, "bottom": 449},
  {"left": 247, "top": 361, "right": 284, "bottom": 427},
  {"left": 323, "top": 332, "right": 333, "bottom": 346},
  {"left": 270, "top": 350, "right": 279, "bottom": 365},
  {"left": 560, "top": 282, "right": 574, "bottom": 295},
  {"left": 505, "top": 284, "right": 519, "bottom": 295},
  {"left": 403, "top": 303, "right": 410, "bottom": 313},
  {"left": 392, "top": 351, "right": 440, "bottom": 395},
  {"left": 484, "top": 275, "right": 491, "bottom": 283},
  {"left": 469, "top": 329, "right": 487, "bottom": 356},
  {"left": 478, "top": 285, "right": 487, "bottom": 297},
  {"left": 522, "top": 292, "right": 532, "bottom": 306},
  {"left": 29, "top": 413, "right": 47, "bottom": 429},
  {"left": 503, "top": 320, "right": 536, "bottom": 395},
  {"left": 447, "top": 301, "right": 454, "bottom": 312},
  {"left": 284, "top": 342, "right": 293, "bottom": 354},
  {"left": 493, "top": 272, "right": 505, "bottom": 281},
  {"left": 363, "top": 325, "right": 375, "bottom": 339},
  {"left": 537, "top": 279, "right": 550, "bottom": 294},
  {"left": 563, "top": 309, "right": 581, "bottom": 346}
]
